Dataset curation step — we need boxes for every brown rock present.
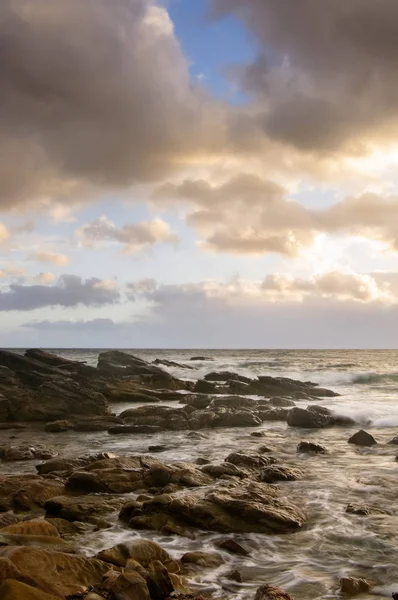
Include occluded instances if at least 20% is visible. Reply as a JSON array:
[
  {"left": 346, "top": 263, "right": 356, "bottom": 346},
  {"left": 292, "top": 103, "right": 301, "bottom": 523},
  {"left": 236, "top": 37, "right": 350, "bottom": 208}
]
[
  {"left": 44, "top": 495, "right": 124, "bottom": 522},
  {"left": 145, "top": 560, "right": 174, "bottom": 600},
  {"left": 340, "top": 576, "right": 371, "bottom": 595},
  {"left": 297, "top": 441, "right": 327, "bottom": 454},
  {"left": 0, "top": 580, "right": 60, "bottom": 600},
  {"left": 97, "top": 540, "right": 172, "bottom": 569},
  {"left": 0, "top": 475, "right": 65, "bottom": 512},
  {"left": 0, "top": 547, "right": 113, "bottom": 598},
  {"left": 216, "top": 538, "right": 249, "bottom": 556},
  {"left": 227, "top": 569, "right": 243, "bottom": 582},
  {"left": 260, "top": 465, "right": 302, "bottom": 483},
  {"left": 0, "top": 518, "right": 59, "bottom": 538},
  {"left": 44, "top": 421, "right": 74, "bottom": 433},
  {"left": 254, "top": 584, "right": 294, "bottom": 600},
  {"left": 348, "top": 430, "right": 377, "bottom": 446},
  {"left": 103, "top": 569, "right": 150, "bottom": 600}
]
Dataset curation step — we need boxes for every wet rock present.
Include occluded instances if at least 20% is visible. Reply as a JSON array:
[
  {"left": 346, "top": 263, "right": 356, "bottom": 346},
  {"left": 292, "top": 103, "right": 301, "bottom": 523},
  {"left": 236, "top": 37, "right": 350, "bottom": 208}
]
[
  {"left": 0, "top": 580, "right": 61, "bottom": 600},
  {"left": 268, "top": 397, "right": 296, "bottom": 408},
  {"left": 195, "top": 458, "right": 210, "bottom": 466},
  {"left": 340, "top": 576, "right": 371, "bottom": 595},
  {"left": 148, "top": 446, "right": 170, "bottom": 453},
  {"left": 189, "top": 356, "right": 213, "bottom": 361},
  {"left": 260, "top": 465, "right": 302, "bottom": 483},
  {"left": 181, "top": 551, "right": 225, "bottom": 569},
  {"left": 297, "top": 441, "right": 327, "bottom": 453},
  {"left": 204, "top": 372, "right": 252, "bottom": 383},
  {"left": 0, "top": 556, "right": 40, "bottom": 588},
  {"left": 0, "top": 518, "right": 59, "bottom": 538},
  {"left": 248, "top": 375, "right": 339, "bottom": 398},
  {"left": 251, "top": 431, "right": 265, "bottom": 438},
  {"left": 254, "top": 584, "right": 294, "bottom": 600},
  {"left": 225, "top": 452, "right": 275, "bottom": 472},
  {"left": 73, "top": 419, "right": 123, "bottom": 432},
  {"left": 123, "top": 480, "right": 306, "bottom": 535},
  {"left": 0, "top": 532, "right": 75, "bottom": 553},
  {"left": 98, "top": 540, "right": 173, "bottom": 569},
  {"left": 210, "top": 396, "right": 257, "bottom": 409},
  {"left": 0, "top": 475, "right": 65, "bottom": 512},
  {"left": 388, "top": 436, "right": 398, "bottom": 445},
  {"left": 37, "top": 457, "right": 90, "bottom": 475},
  {"left": 348, "top": 430, "right": 377, "bottom": 446},
  {"left": 44, "top": 495, "right": 124, "bottom": 522},
  {"left": 287, "top": 406, "right": 333, "bottom": 428},
  {"left": 201, "top": 463, "right": 247, "bottom": 479},
  {"left": 44, "top": 420, "right": 74, "bottom": 433},
  {"left": 153, "top": 359, "right": 194, "bottom": 370},
  {"left": 146, "top": 560, "right": 174, "bottom": 600},
  {"left": 258, "top": 445, "right": 274, "bottom": 453},
  {"left": 0, "top": 512, "right": 20, "bottom": 529},
  {"left": 216, "top": 538, "right": 249, "bottom": 556},
  {"left": 0, "top": 546, "right": 113, "bottom": 597},
  {"left": 227, "top": 569, "right": 243, "bottom": 582},
  {"left": 103, "top": 569, "right": 150, "bottom": 600},
  {"left": 0, "top": 444, "right": 57, "bottom": 461},
  {"left": 221, "top": 412, "right": 262, "bottom": 428},
  {"left": 346, "top": 503, "right": 387, "bottom": 516},
  {"left": 194, "top": 380, "right": 217, "bottom": 394},
  {"left": 181, "top": 395, "right": 211, "bottom": 410}
]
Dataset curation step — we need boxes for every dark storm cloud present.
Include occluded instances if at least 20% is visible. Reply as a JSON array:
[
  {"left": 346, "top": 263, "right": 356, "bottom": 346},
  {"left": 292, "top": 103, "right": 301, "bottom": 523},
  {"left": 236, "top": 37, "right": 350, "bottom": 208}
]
[
  {"left": 211, "top": 0, "right": 398, "bottom": 153},
  {"left": 0, "top": 0, "right": 222, "bottom": 209},
  {"left": 0, "top": 274, "right": 120, "bottom": 311}
]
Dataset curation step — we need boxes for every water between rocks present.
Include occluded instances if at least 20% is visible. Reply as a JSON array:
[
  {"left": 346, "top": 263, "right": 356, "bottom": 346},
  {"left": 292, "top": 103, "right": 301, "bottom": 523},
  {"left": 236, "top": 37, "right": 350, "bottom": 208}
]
[{"left": 2, "top": 348, "right": 398, "bottom": 599}]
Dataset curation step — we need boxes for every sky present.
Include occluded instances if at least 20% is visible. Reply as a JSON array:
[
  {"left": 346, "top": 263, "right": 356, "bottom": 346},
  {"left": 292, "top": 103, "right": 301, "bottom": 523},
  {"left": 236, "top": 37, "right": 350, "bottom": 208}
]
[{"left": 2, "top": 0, "right": 398, "bottom": 348}]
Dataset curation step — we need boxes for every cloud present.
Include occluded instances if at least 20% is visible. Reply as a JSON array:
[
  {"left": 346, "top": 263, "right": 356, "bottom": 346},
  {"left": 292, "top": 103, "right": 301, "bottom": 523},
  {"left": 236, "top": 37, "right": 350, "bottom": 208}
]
[
  {"left": 78, "top": 216, "right": 178, "bottom": 253},
  {"left": 0, "top": 0, "right": 223, "bottom": 209},
  {"left": 32, "top": 272, "right": 56, "bottom": 285},
  {"left": 0, "top": 223, "right": 10, "bottom": 243},
  {"left": 33, "top": 250, "right": 70, "bottom": 265},
  {"left": 211, "top": 0, "right": 398, "bottom": 155},
  {"left": 23, "top": 318, "right": 121, "bottom": 331},
  {"left": 0, "top": 274, "right": 120, "bottom": 311},
  {"left": 154, "top": 174, "right": 398, "bottom": 256}
]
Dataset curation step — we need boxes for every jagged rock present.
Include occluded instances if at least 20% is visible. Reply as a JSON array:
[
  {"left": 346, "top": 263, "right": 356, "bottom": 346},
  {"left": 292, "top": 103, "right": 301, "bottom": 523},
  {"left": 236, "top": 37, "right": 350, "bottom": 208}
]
[
  {"left": 103, "top": 569, "right": 150, "bottom": 600},
  {"left": 254, "top": 584, "right": 294, "bottom": 600},
  {"left": 0, "top": 475, "right": 65, "bottom": 512},
  {"left": 225, "top": 452, "right": 275, "bottom": 472},
  {"left": 346, "top": 504, "right": 387, "bottom": 516},
  {"left": 216, "top": 538, "right": 249, "bottom": 556},
  {"left": 201, "top": 463, "right": 247, "bottom": 479},
  {"left": 204, "top": 372, "right": 252, "bottom": 383},
  {"left": 194, "top": 380, "right": 217, "bottom": 394},
  {"left": 0, "top": 547, "right": 113, "bottom": 598},
  {"left": 0, "top": 444, "right": 57, "bottom": 461},
  {"left": 189, "top": 356, "right": 213, "bottom": 361},
  {"left": 348, "top": 430, "right": 377, "bottom": 446},
  {"left": 287, "top": 406, "right": 334, "bottom": 428},
  {"left": 340, "top": 577, "right": 371, "bottom": 595},
  {"left": 297, "top": 441, "right": 327, "bottom": 453},
  {"left": 153, "top": 359, "right": 193, "bottom": 370},
  {"left": 268, "top": 397, "right": 296, "bottom": 408},
  {"left": 0, "top": 513, "right": 20, "bottom": 529},
  {"left": 260, "top": 465, "right": 302, "bottom": 483},
  {"left": 122, "top": 480, "right": 306, "bottom": 535}
]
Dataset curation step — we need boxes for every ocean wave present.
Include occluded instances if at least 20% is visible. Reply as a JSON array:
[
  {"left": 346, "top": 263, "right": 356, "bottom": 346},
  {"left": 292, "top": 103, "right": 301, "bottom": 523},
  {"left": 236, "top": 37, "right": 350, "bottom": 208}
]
[{"left": 352, "top": 372, "right": 398, "bottom": 385}]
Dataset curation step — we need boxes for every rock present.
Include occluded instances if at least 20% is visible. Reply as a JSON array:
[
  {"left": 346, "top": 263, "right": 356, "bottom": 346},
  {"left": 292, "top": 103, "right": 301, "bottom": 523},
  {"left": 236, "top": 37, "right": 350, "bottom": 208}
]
[
  {"left": 145, "top": 560, "right": 174, "bottom": 600},
  {"left": 0, "top": 547, "right": 113, "bottom": 597},
  {"left": 388, "top": 436, "right": 398, "bottom": 445},
  {"left": 227, "top": 569, "right": 243, "bottom": 582},
  {"left": 287, "top": 406, "right": 332, "bottom": 428},
  {"left": 123, "top": 480, "right": 306, "bottom": 535},
  {"left": 103, "top": 569, "right": 150, "bottom": 600},
  {"left": 340, "top": 577, "right": 371, "bottom": 595},
  {"left": 297, "top": 441, "right": 327, "bottom": 453},
  {"left": 225, "top": 452, "right": 275, "bottom": 472},
  {"left": 0, "top": 532, "right": 75, "bottom": 553},
  {"left": 348, "top": 430, "right": 377, "bottom": 446},
  {"left": 221, "top": 412, "right": 262, "bottom": 428},
  {"left": 346, "top": 504, "right": 386, "bottom": 516},
  {"left": 201, "top": 463, "right": 247, "bottom": 479},
  {"left": 44, "top": 495, "right": 124, "bottom": 522},
  {"left": 251, "top": 431, "right": 265, "bottom": 438},
  {"left": 0, "top": 475, "right": 65, "bottom": 512},
  {"left": 204, "top": 372, "right": 252, "bottom": 383},
  {"left": 189, "top": 357, "right": 213, "bottom": 361},
  {"left": 216, "top": 538, "right": 249, "bottom": 556},
  {"left": 0, "top": 513, "right": 20, "bottom": 529},
  {"left": 148, "top": 446, "right": 170, "bottom": 454},
  {"left": 181, "top": 552, "right": 225, "bottom": 569},
  {"left": 194, "top": 380, "right": 216, "bottom": 394},
  {"left": 0, "top": 580, "right": 60, "bottom": 600},
  {"left": 195, "top": 458, "right": 210, "bottom": 466},
  {"left": 0, "top": 445, "right": 57, "bottom": 461},
  {"left": 249, "top": 375, "right": 339, "bottom": 398},
  {"left": 73, "top": 419, "right": 122, "bottom": 432},
  {"left": 210, "top": 396, "right": 257, "bottom": 409},
  {"left": 44, "top": 420, "right": 74, "bottom": 433},
  {"left": 254, "top": 584, "right": 294, "bottom": 600},
  {"left": 0, "top": 518, "right": 59, "bottom": 538},
  {"left": 268, "top": 397, "right": 296, "bottom": 408},
  {"left": 97, "top": 540, "right": 173, "bottom": 569},
  {"left": 153, "top": 359, "right": 193, "bottom": 370},
  {"left": 36, "top": 457, "right": 89, "bottom": 475},
  {"left": 258, "top": 445, "right": 274, "bottom": 453},
  {"left": 260, "top": 465, "right": 302, "bottom": 483}
]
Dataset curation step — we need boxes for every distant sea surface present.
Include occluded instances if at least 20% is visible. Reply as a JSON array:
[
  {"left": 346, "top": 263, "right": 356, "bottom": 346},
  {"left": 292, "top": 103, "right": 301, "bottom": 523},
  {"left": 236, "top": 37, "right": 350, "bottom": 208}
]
[{"left": 4, "top": 348, "right": 398, "bottom": 599}]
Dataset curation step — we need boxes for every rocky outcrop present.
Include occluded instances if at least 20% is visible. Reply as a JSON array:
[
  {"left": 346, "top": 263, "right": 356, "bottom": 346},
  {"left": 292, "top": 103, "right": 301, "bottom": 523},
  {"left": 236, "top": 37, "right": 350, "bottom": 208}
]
[
  {"left": 0, "top": 475, "right": 65, "bottom": 512},
  {"left": 254, "top": 584, "right": 294, "bottom": 600},
  {"left": 340, "top": 576, "right": 371, "bottom": 595},
  {"left": 297, "top": 441, "right": 327, "bottom": 453},
  {"left": 287, "top": 406, "right": 354, "bottom": 429},
  {"left": 0, "top": 445, "right": 57, "bottom": 461},
  {"left": 120, "top": 480, "right": 306, "bottom": 536},
  {"left": 348, "top": 430, "right": 377, "bottom": 446},
  {"left": 0, "top": 580, "right": 61, "bottom": 600}
]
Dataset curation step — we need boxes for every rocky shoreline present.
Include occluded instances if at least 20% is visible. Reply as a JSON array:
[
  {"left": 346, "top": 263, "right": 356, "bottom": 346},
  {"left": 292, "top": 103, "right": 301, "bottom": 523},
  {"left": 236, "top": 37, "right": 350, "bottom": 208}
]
[{"left": 0, "top": 349, "right": 393, "bottom": 599}]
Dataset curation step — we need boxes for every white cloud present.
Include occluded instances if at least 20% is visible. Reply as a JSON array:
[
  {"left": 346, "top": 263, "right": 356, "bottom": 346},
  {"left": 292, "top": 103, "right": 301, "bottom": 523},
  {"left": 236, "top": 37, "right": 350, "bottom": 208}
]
[{"left": 33, "top": 250, "right": 70, "bottom": 265}]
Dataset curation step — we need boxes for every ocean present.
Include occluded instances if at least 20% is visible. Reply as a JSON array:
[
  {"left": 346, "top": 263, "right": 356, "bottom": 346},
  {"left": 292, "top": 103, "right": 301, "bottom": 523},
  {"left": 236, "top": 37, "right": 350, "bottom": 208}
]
[{"left": 3, "top": 348, "right": 398, "bottom": 599}]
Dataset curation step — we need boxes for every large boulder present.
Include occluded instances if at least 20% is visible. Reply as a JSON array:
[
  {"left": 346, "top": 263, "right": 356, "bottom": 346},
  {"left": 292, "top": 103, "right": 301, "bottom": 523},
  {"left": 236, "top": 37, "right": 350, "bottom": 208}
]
[
  {"left": 44, "top": 495, "right": 124, "bottom": 522},
  {"left": 348, "top": 430, "right": 377, "bottom": 446},
  {"left": 254, "top": 584, "right": 294, "bottom": 600},
  {"left": 297, "top": 441, "right": 327, "bottom": 453},
  {"left": 121, "top": 480, "right": 306, "bottom": 535},
  {"left": 0, "top": 475, "right": 65, "bottom": 512},
  {"left": 287, "top": 406, "right": 336, "bottom": 428},
  {"left": 97, "top": 540, "right": 174, "bottom": 569},
  {"left": 0, "top": 547, "right": 113, "bottom": 598},
  {"left": 0, "top": 580, "right": 60, "bottom": 600}
]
